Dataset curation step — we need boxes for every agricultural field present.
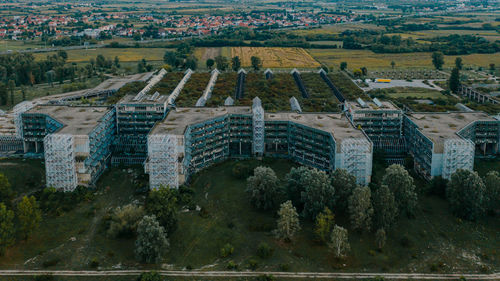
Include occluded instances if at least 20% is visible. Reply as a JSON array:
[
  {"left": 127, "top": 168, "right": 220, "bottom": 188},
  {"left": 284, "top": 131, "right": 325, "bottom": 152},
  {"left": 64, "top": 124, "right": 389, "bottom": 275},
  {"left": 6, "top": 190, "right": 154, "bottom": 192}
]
[
  {"left": 175, "top": 72, "right": 211, "bottom": 107},
  {"left": 1, "top": 158, "right": 498, "bottom": 273},
  {"left": 308, "top": 49, "right": 500, "bottom": 70},
  {"left": 150, "top": 72, "right": 185, "bottom": 96},
  {"left": 33, "top": 48, "right": 169, "bottom": 63},
  {"left": 235, "top": 72, "right": 302, "bottom": 111},
  {"left": 205, "top": 73, "right": 237, "bottom": 107},
  {"left": 300, "top": 73, "right": 341, "bottom": 112},
  {"left": 0, "top": 39, "right": 44, "bottom": 51},
  {"left": 230, "top": 47, "right": 320, "bottom": 68},
  {"left": 193, "top": 47, "right": 231, "bottom": 69}
]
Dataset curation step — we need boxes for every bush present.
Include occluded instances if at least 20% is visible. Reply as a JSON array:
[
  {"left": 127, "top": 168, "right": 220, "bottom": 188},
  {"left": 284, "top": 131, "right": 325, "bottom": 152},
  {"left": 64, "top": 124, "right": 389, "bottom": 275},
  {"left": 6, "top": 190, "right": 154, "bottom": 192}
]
[
  {"left": 279, "top": 263, "right": 290, "bottom": 271},
  {"left": 248, "top": 259, "right": 258, "bottom": 270},
  {"left": 257, "top": 242, "right": 274, "bottom": 259},
  {"left": 226, "top": 260, "right": 237, "bottom": 269},
  {"left": 89, "top": 257, "right": 99, "bottom": 268},
  {"left": 107, "top": 204, "right": 145, "bottom": 238},
  {"left": 42, "top": 257, "right": 60, "bottom": 268},
  {"left": 137, "top": 271, "right": 162, "bottom": 281},
  {"left": 220, "top": 243, "right": 234, "bottom": 258}
]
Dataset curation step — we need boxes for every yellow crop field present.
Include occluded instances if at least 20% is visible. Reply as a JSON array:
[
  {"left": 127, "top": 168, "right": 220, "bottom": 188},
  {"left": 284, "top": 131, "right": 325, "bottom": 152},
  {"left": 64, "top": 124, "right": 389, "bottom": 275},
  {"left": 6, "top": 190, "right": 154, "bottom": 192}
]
[
  {"left": 308, "top": 49, "right": 500, "bottom": 70},
  {"left": 230, "top": 47, "right": 320, "bottom": 68},
  {"left": 33, "top": 48, "right": 169, "bottom": 63}
]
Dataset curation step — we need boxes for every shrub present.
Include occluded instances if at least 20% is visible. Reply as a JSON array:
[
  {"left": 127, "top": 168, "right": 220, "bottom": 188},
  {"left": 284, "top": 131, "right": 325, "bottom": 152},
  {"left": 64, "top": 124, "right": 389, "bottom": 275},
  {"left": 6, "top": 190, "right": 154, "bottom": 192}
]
[
  {"left": 42, "top": 257, "right": 60, "bottom": 268},
  {"left": 248, "top": 259, "right": 258, "bottom": 270},
  {"left": 107, "top": 204, "right": 144, "bottom": 238},
  {"left": 257, "top": 242, "right": 273, "bottom": 259},
  {"left": 279, "top": 263, "right": 290, "bottom": 271},
  {"left": 400, "top": 235, "right": 413, "bottom": 248},
  {"left": 226, "top": 260, "right": 237, "bottom": 269},
  {"left": 89, "top": 257, "right": 99, "bottom": 268},
  {"left": 34, "top": 275, "right": 55, "bottom": 281},
  {"left": 220, "top": 243, "right": 234, "bottom": 258}
]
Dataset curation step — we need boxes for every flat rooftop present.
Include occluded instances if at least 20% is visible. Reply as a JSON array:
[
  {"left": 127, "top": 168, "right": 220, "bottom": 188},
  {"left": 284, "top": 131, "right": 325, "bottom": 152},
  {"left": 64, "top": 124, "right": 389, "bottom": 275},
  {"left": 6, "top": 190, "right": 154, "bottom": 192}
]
[
  {"left": 407, "top": 111, "right": 497, "bottom": 153},
  {"left": 152, "top": 106, "right": 367, "bottom": 147},
  {"left": 347, "top": 100, "right": 400, "bottom": 111},
  {"left": 152, "top": 106, "right": 252, "bottom": 135},
  {"left": 265, "top": 112, "right": 366, "bottom": 145},
  {"left": 117, "top": 93, "right": 169, "bottom": 105},
  {"left": 25, "top": 105, "right": 111, "bottom": 135}
]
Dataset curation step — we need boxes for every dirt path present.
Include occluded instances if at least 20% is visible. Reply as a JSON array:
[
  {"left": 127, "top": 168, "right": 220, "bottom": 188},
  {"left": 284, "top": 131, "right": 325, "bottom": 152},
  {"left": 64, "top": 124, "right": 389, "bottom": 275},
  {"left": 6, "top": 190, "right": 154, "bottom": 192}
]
[{"left": 0, "top": 270, "right": 497, "bottom": 280}]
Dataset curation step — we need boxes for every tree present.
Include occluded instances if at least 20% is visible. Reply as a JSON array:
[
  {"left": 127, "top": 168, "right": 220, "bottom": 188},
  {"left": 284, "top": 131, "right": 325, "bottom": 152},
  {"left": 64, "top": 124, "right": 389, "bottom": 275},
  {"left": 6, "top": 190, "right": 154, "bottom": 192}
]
[
  {"left": 137, "top": 271, "right": 162, "bottom": 281},
  {"left": 391, "top": 61, "right": 396, "bottom": 69},
  {"left": 0, "top": 173, "right": 13, "bottom": 204},
  {"left": 0, "top": 83, "right": 7, "bottom": 105},
  {"left": 447, "top": 169, "right": 485, "bottom": 220},
  {"left": 328, "top": 225, "right": 350, "bottom": 258},
  {"left": 46, "top": 70, "right": 55, "bottom": 87},
  {"left": 0, "top": 203, "right": 15, "bottom": 255},
  {"left": 314, "top": 207, "right": 335, "bottom": 244},
  {"left": 251, "top": 56, "right": 262, "bottom": 71},
  {"left": 7, "top": 79, "right": 15, "bottom": 105},
  {"left": 483, "top": 171, "right": 499, "bottom": 213},
  {"left": 163, "top": 51, "right": 178, "bottom": 66},
  {"left": 375, "top": 228, "right": 386, "bottom": 250},
  {"left": 360, "top": 67, "right": 368, "bottom": 76},
  {"left": 340, "top": 62, "right": 347, "bottom": 71},
  {"left": 301, "top": 169, "right": 335, "bottom": 219},
  {"left": 145, "top": 187, "right": 178, "bottom": 235},
  {"left": 348, "top": 186, "right": 373, "bottom": 232},
  {"left": 206, "top": 58, "right": 215, "bottom": 70},
  {"left": 107, "top": 204, "right": 145, "bottom": 238},
  {"left": 372, "top": 185, "right": 398, "bottom": 230},
  {"left": 20, "top": 86, "right": 26, "bottom": 101},
  {"left": 331, "top": 169, "right": 357, "bottom": 211},
  {"left": 382, "top": 164, "right": 417, "bottom": 217},
  {"left": 135, "top": 215, "right": 169, "bottom": 263},
  {"left": 114, "top": 56, "right": 120, "bottom": 68},
  {"left": 353, "top": 69, "right": 362, "bottom": 78},
  {"left": 489, "top": 63, "right": 495, "bottom": 71},
  {"left": 432, "top": 51, "right": 444, "bottom": 70},
  {"left": 16, "top": 196, "right": 41, "bottom": 240},
  {"left": 449, "top": 67, "right": 460, "bottom": 94},
  {"left": 231, "top": 56, "right": 241, "bottom": 71},
  {"left": 285, "top": 166, "right": 310, "bottom": 208},
  {"left": 215, "top": 56, "right": 228, "bottom": 71},
  {"left": 455, "top": 57, "right": 463, "bottom": 70},
  {"left": 184, "top": 56, "right": 198, "bottom": 70},
  {"left": 246, "top": 166, "right": 282, "bottom": 210},
  {"left": 274, "top": 201, "right": 300, "bottom": 242}
]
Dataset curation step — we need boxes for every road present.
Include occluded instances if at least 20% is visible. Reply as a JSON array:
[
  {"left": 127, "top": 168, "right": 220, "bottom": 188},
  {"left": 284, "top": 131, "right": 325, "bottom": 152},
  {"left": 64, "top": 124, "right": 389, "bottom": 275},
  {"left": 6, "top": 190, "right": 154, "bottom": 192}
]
[{"left": 0, "top": 270, "right": 498, "bottom": 280}]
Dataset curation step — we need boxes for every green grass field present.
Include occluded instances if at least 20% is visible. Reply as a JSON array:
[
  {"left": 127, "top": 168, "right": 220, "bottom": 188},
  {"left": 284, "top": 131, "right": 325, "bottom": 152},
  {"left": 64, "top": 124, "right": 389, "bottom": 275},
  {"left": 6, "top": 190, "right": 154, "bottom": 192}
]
[
  {"left": 0, "top": 158, "right": 498, "bottom": 273},
  {"left": 33, "top": 48, "right": 170, "bottom": 63}
]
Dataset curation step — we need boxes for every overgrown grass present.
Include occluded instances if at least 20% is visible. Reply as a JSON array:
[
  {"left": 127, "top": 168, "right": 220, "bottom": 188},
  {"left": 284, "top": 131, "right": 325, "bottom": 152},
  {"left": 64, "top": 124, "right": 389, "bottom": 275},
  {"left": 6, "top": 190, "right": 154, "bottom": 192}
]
[
  {"left": 236, "top": 73, "right": 301, "bottom": 111},
  {"left": 175, "top": 73, "right": 211, "bottom": 107},
  {"left": 206, "top": 73, "right": 237, "bottom": 107},
  {"left": 300, "top": 73, "right": 340, "bottom": 112}
]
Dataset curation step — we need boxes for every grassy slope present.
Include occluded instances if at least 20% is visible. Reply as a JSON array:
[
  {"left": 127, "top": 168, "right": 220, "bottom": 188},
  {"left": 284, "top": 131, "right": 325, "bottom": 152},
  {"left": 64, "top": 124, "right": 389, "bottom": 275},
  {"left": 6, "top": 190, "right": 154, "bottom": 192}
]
[{"left": 0, "top": 158, "right": 498, "bottom": 273}]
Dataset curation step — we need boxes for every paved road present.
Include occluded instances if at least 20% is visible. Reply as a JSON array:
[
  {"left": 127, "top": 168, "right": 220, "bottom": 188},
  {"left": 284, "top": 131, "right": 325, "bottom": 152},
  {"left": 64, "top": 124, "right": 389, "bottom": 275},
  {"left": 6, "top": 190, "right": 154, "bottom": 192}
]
[{"left": 0, "top": 270, "right": 498, "bottom": 280}]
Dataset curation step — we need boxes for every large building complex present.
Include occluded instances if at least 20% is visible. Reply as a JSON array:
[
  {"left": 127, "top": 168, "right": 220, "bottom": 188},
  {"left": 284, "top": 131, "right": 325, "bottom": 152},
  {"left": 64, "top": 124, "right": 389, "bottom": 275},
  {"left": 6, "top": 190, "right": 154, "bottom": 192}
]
[
  {"left": 146, "top": 98, "right": 372, "bottom": 189},
  {"left": 21, "top": 105, "right": 115, "bottom": 190},
  {"left": 404, "top": 112, "right": 499, "bottom": 180},
  {"left": 0, "top": 69, "right": 498, "bottom": 191}
]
